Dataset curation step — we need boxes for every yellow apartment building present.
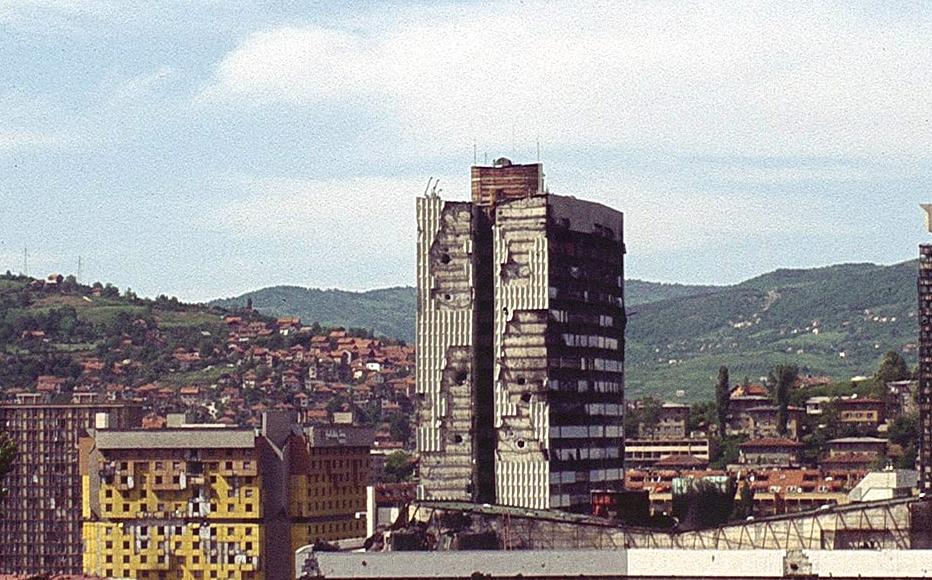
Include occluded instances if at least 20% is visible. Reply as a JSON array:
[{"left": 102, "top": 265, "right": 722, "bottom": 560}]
[
  {"left": 81, "top": 413, "right": 294, "bottom": 580},
  {"left": 288, "top": 425, "right": 373, "bottom": 554},
  {"left": 81, "top": 413, "right": 373, "bottom": 580}
]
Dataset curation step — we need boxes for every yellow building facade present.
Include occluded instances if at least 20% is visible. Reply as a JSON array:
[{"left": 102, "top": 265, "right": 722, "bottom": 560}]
[
  {"left": 288, "top": 426, "right": 372, "bottom": 554},
  {"left": 81, "top": 414, "right": 373, "bottom": 580}
]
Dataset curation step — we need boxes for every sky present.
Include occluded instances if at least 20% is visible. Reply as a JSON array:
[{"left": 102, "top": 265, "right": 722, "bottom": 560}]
[{"left": 1, "top": 1, "right": 931, "bottom": 302}]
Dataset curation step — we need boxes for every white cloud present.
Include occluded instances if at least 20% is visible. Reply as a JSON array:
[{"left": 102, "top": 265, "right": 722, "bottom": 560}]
[
  {"left": 0, "top": 0, "right": 115, "bottom": 32},
  {"left": 209, "top": 167, "right": 840, "bottom": 267},
  {"left": 108, "top": 65, "right": 175, "bottom": 105},
  {"left": 210, "top": 172, "right": 455, "bottom": 250},
  {"left": 0, "top": 129, "right": 63, "bottom": 153},
  {"left": 202, "top": 2, "right": 932, "bottom": 159}
]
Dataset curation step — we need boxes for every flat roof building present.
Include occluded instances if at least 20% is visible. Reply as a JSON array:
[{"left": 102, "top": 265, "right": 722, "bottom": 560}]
[{"left": 0, "top": 395, "right": 142, "bottom": 576}]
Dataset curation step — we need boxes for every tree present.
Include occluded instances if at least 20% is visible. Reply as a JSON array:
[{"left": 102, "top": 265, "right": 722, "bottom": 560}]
[
  {"left": 769, "top": 364, "right": 798, "bottom": 436},
  {"left": 673, "top": 478, "right": 737, "bottom": 528},
  {"left": 710, "top": 434, "right": 745, "bottom": 469},
  {"left": 733, "top": 480, "right": 755, "bottom": 520},
  {"left": 625, "top": 397, "right": 662, "bottom": 438},
  {"left": 889, "top": 414, "right": 919, "bottom": 448},
  {"left": 688, "top": 401, "right": 716, "bottom": 435},
  {"left": 715, "top": 366, "right": 730, "bottom": 437},
  {"left": 0, "top": 432, "right": 16, "bottom": 502},
  {"left": 383, "top": 451, "right": 415, "bottom": 483},
  {"left": 898, "top": 443, "right": 918, "bottom": 470},
  {"left": 389, "top": 414, "right": 411, "bottom": 446},
  {"left": 877, "top": 350, "right": 911, "bottom": 385}
]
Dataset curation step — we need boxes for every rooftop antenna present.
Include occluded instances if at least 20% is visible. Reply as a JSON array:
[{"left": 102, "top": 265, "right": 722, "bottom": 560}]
[
  {"left": 431, "top": 179, "right": 442, "bottom": 198},
  {"left": 536, "top": 134, "right": 541, "bottom": 163},
  {"left": 473, "top": 141, "right": 477, "bottom": 165},
  {"left": 424, "top": 177, "right": 434, "bottom": 197},
  {"left": 22, "top": 246, "right": 27, "bottom": 277}
]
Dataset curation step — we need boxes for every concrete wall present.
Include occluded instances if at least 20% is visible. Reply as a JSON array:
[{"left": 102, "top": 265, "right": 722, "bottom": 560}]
[
  {"left": 416, "top": 198, "right": 478, "bottom": 501},
  {"left": 301, "top": 548, "right": 932, "bottom": 579}
]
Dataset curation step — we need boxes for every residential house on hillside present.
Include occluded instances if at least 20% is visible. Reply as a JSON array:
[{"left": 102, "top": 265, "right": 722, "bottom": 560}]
[
  {"left": 886, "top": 380, "right": 918, "bottom": 418},
  {"left": 738, "top": 437, "right": 803, "bottom": 467},
  {"left": 35, "top": 375, "right": 66, "bottom": 394},
  {"left": 624, "top": 438, "right": 710, "bottom": 469},
  {"left": 820, "top": 437, "right": 888, "bottom": 472},
  {"left": 805, "top": 396, "right": 833, "bottom": 416},
  {"left": 638, "top": 403, "right": 689, "bottom": 439},
  {"left": 835, "top": 397, "right": 885, "bottom": 429},
  {"left": 727, "top": 394, "right": 771, "bottom": 435},
  {"left": 746, "top": 405, "right": 804, "bottom": 440}
]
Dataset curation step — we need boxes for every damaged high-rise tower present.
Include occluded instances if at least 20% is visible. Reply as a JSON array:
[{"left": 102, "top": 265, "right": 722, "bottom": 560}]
[{"left": 416, "top": 159, "right": 626, "bottom": 512}]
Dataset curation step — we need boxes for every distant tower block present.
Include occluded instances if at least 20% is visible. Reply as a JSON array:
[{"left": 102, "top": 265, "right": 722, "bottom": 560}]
[
  {"left": 920, "top": 204, "right": 932, "bottom": 490},
  {"left": 922, "top": 204, "right": 932, "bottom": 233}
]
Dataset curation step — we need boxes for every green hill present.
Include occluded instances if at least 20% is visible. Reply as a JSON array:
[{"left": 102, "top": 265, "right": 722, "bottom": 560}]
[
  {"left": 625, "top": 261, "right": 918, "bottom": 401},
  {"left": 209, "top": 280, "right": 717, "bottom": 343},
  {"left": 0, "top": 273, "right": 232, "bottom": 390},
  {"left": 625, "top": 280, "right": 721, "bottom": 306},
  {"left": 211, "top": 286, "right": 417, "bottom": 343},
  {"left": 212, "top": 261, "right": 919, "bottom": 402}
]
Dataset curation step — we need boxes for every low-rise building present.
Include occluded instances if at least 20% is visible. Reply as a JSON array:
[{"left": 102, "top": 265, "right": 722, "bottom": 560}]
[
  {"left": 745, "top": 405, "right": 804, "bottom": 440},
  {"left": 624, "top": 438, "right": 710, "bottom": 469},
  {"left": 805, "top": 396, "right": 832, "bottom": 416},
  {"left": 886, "top": 380, "right": 918, "bottom": 419},
  {"left": 727, "top": 395, "right": 771, "bottom": 435},
  {"left": 738, "top": 438, "right": 803, "bottom": 467},
  {"left": 826, "top": 436, "right": 888, "bottom": 458},
  {"left": 820, "top": 437, "right": 888, "bottom": 472},
  {"left": 638, "top": 403, "right": 689, "bottom": 439},
  {"left": 835, "top": 397, "right": 885, "bottom": 429}
]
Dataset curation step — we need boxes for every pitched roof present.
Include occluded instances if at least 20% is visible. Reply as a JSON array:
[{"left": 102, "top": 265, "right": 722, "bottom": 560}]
[{"left": 654, "top": 454, "right": 707, "bottom": 468}]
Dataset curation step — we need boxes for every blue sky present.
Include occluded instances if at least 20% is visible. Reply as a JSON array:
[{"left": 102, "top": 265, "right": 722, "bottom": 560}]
[{"left": 1, "top": 1, "right": 931, "bottom": 302}]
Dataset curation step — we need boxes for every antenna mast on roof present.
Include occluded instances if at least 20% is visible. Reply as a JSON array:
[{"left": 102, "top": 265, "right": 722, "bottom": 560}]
[{"left": 22, "top": 246, "right": 28, "bottom": 277}]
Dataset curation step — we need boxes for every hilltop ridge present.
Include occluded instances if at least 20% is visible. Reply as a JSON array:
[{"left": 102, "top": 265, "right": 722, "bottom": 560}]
[{"left": 211, "top": 260, "right": 919, "bottom": 400}]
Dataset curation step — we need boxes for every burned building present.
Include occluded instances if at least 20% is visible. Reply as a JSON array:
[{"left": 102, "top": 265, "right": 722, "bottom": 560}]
[{"left": 416, "top": 160, "right": 626, "bottom": 512}]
